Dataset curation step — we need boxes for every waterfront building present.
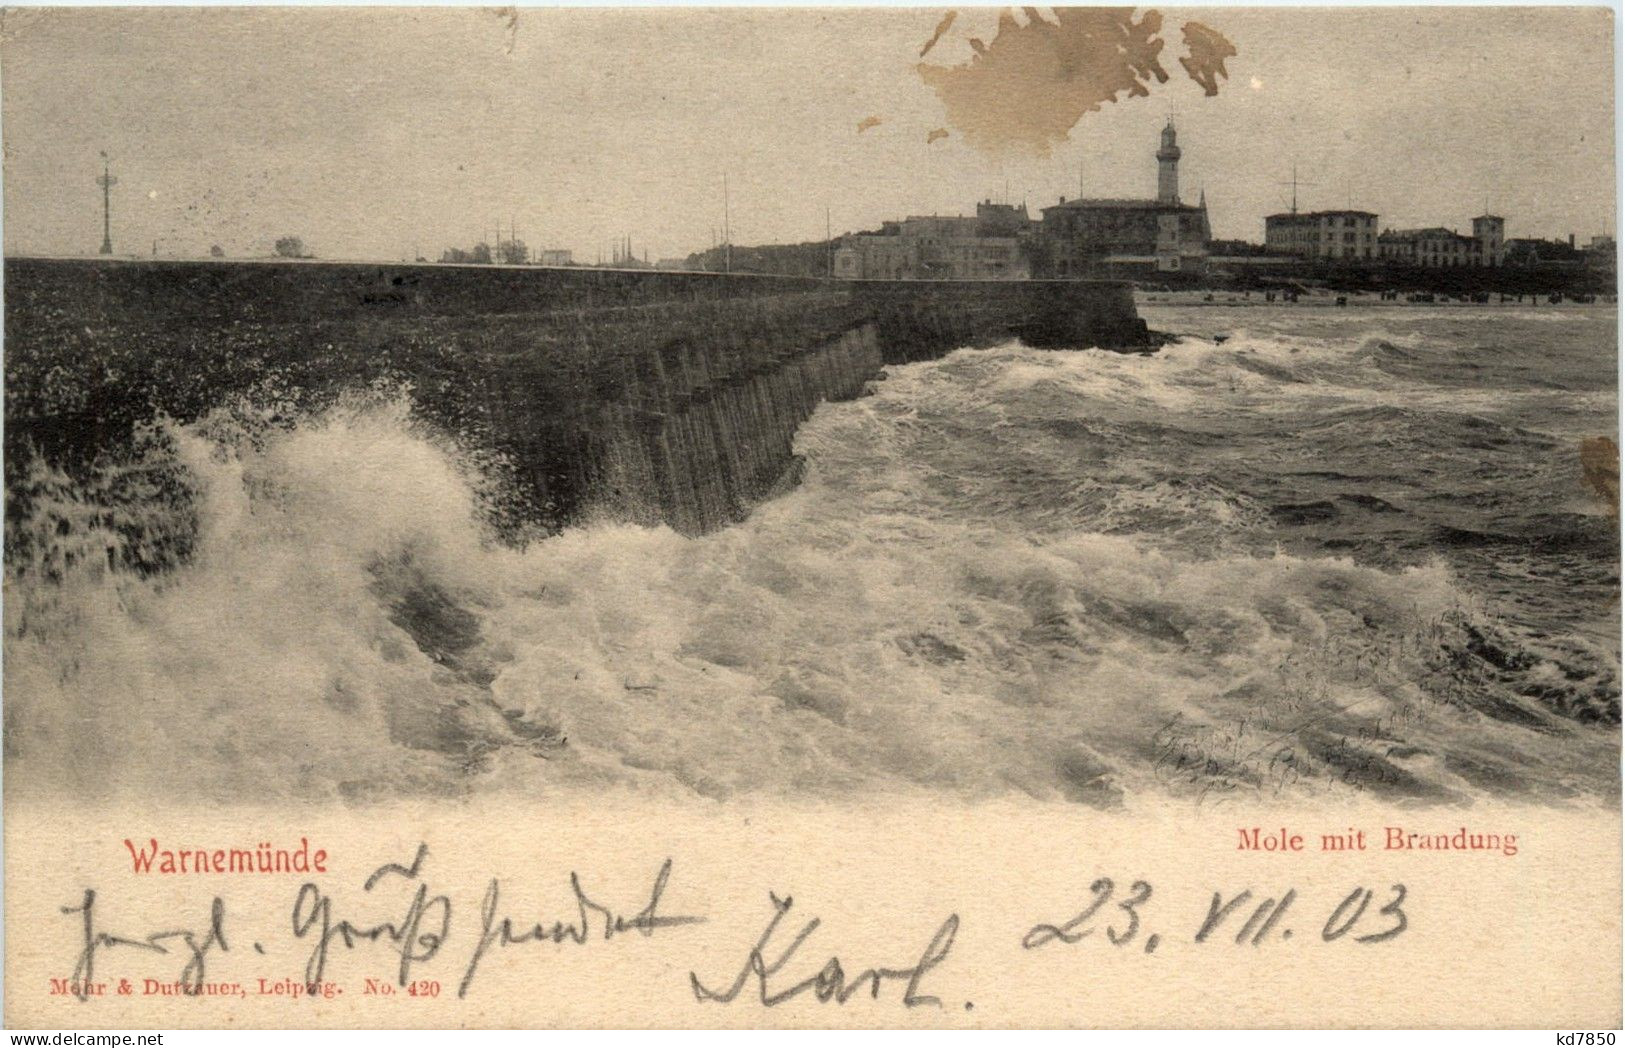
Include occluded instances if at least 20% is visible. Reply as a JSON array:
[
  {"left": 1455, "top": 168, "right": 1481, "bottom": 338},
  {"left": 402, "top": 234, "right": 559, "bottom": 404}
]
[
  {"left": 833, "top": 201, "right": 1031, "bottom": 280},
  {"left": 1474, "top": 214, "right": 1506, "bottom": 265},
  {"left": 1036, "top": 121, "right": 1211, "bottom": 277},
  {"left": 1581, "top": 235, "right": 1616, "bottom": 276},
  {"left": 1377, "top": 215, "right": 1505, "bottom": 267},
  {"left": 1504, "top": 237, "right": 1581, "bottom": 267},
  {"left": 1378, "top": 227, "right": 1469, "bottom": 266},
  {"left": 537, "top": 248, "right": 573, "bottom": 266},
  {"left": 1264, "top": 210, "right": 1379, "bottom": 260}
]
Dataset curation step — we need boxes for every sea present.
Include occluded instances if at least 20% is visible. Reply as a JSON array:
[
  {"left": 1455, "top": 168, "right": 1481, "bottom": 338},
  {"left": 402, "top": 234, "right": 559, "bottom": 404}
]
[{"left": 5, "top": 302, "right": 1619, "bottom": 807}]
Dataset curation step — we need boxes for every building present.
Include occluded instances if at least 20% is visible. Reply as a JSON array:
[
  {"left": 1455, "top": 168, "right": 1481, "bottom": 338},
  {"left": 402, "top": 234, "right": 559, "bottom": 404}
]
[
  {"left": 1036, "top": 121, "right": 1210, "bottom": 276},
  {"left": 1504, "top": 236, "right": 1581, "bottom": 267},
  {"left": 833, "top": 201, "right": 1031, "bottom": 280},
  {"left": 1264, "top": 210, "right": 1379, "bottom": 260},
  {"left": 834, "top": 122, "right": 1217, "bottom": 280},
  {"left": 537, "top": 249, "right": 573, "bottom": 266},
  {"left": 1378, "top": 227, "right": 1469, "bottom": 266},
  {"left": 1583, "top": 235, "right": 1616, "bottom": 268},
  {"left": 1377, "top": 215, "right": 1505, "bottom": 267},
  {"left": 1474, "top": 214, "right": 1506, "bottom": 266}
]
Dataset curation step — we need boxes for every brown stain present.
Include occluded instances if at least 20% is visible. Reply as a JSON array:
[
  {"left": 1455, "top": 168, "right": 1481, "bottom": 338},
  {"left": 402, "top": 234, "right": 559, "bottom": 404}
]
[
  {"left": 916, "top": 8, "right": 1235, "bottom": 156},
  {"left": 919, "top": 10, "right": 958, "bottom": 57},
  {"left": 927, "top": 127, "right": 950, "bottom": 144},
  {"left": 1579, "top": 436, "right": 1619, "bottom": 514},
  {"left": 1179, "top": 21, "right": 1236, "bottom": 96},
  {"left": 485, "top": 5, "right": 519, "bottom": 55},
  {"left": 917, "top": 8, "right": 1170, "bottom": 156},
  {"left": 857, "top": 115, "right": 884, "bottom": 134}
]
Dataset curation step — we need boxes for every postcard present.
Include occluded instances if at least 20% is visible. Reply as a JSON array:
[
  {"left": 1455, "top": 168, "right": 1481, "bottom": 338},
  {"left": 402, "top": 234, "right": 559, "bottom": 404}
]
[{"left": 2, "top": 5, "right": 1618, "bottom": 1030}]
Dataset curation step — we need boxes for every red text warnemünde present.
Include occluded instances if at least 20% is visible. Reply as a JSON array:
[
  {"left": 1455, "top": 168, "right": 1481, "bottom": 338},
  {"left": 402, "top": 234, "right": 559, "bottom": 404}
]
[{"left": 123, "top": 837, "right": 329, "bottom": 874}]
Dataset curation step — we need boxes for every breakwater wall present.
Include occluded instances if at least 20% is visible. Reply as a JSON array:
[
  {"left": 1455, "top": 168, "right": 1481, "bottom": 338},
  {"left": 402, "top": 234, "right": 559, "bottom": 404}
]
[
  {"left": 854, "top": 278, "right": 1151, "bottom": 361},
  {"left": 5, "top": 257, "right": 1149, "bottom": 552}
]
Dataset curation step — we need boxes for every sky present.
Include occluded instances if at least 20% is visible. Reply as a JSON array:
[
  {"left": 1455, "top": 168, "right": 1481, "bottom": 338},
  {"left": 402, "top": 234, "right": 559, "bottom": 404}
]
[{"left": 1, "top": 5, "right": 1615, "bottom": 261}]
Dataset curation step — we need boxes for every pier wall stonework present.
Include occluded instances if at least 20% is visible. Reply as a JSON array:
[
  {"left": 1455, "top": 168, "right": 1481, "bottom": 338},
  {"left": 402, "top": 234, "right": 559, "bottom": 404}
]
[{"left": 4, "top": 258, "right": 1150, "bottom": 541}]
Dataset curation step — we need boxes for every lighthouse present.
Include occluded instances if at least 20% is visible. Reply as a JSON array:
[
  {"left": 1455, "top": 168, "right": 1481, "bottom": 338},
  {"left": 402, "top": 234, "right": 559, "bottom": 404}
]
[{"left": 1157, "top": 121, "right": 1181, "bottom": 204}]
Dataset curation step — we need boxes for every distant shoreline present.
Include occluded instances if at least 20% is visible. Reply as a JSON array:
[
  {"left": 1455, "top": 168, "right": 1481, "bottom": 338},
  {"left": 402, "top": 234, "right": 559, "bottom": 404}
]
[{"left": 1137, "top": 290, "right": 1616, "bottom": 308}]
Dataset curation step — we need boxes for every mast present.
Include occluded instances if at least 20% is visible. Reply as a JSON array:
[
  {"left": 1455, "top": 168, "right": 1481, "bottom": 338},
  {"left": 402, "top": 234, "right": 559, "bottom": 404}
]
[
  {"left": 97, "top": 152, "right": 117, "bottom": 255},
  {"left": 1276, "top": 164, "right": 1317, "bottom": 218}
]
